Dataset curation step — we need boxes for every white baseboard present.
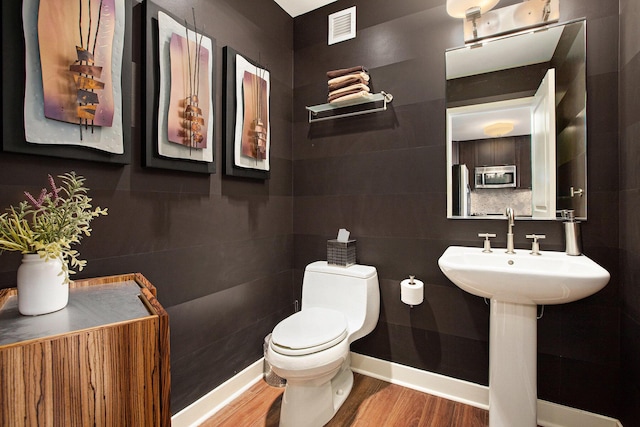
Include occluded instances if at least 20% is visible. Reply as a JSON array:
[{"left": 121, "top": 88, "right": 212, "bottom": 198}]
[
  {"left": 172, "top": 353, "right": 623, "bottom": 427},
  {"left": 351, "top": 353, "right": 622, "bottom": 427},
  {"left": 350, "top": 352, "right": 490, "bottom": 409},
  {"left": 171, "top": 358, "right": 264, "bottom": 427}
]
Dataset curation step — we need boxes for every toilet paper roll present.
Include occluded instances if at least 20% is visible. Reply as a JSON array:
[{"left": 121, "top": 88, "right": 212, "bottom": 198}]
[{"left": 401, "top": 278, "right": 424, "bottom": 306}]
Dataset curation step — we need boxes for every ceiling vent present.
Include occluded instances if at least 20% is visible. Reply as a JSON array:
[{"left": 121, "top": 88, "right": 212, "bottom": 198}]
[{"left": 328, "top": 6, "right": 356, "bottom": 45}]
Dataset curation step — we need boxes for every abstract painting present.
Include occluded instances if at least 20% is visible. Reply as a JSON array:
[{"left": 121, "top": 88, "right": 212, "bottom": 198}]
[
  {"left": 142, "top": 2, "right": 215, "bottom": 174},
  {"left": 167, "top": 32, "right": 210, "bottom": 150},
  {"left": 20, "top": 0, "right": 127, "bottom": 156},
  {"left": 223, "top": 46, "right": 271, "bottom": 179},
  {"left": 39, "top": 0, "right": 115, "bottom": 134}
]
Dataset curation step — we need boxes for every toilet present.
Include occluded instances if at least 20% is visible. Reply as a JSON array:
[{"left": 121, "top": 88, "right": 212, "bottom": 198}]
[{"left": 265, "top": 261, "right": 380, "bottom": 427}]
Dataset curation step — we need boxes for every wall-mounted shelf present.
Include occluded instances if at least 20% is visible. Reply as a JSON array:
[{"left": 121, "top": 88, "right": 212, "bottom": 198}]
[{"left": 306, "top": 91, "right": 393, "bottom": 123}]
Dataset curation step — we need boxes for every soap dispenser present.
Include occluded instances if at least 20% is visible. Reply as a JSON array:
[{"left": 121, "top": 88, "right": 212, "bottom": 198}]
[{"left": 562, "top": 210, "right": 582, "bottom": 256}]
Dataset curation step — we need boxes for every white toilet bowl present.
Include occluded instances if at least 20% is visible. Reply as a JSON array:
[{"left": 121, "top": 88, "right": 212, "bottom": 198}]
[{"left": 265, "top": 262, "right": 380, "bottom": 427}]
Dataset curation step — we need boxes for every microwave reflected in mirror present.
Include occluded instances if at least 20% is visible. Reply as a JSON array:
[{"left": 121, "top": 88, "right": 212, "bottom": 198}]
[{"left": 475, "top": 165, "right": 517, "bottom": 189}]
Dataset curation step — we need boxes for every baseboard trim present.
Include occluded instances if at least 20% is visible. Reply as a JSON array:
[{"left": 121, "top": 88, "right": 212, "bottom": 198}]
[
  {"left": 350, "top": 352, "right": 490, "bottom": 409},
  {"left": 171, "top": 358, "right": 264, "bottom": 427},
  {"left": 172, "top": 353, "right": 623, "bottom": 427},
  {"left": 351, "top": 352, "right": 622, "bottom": 427}
]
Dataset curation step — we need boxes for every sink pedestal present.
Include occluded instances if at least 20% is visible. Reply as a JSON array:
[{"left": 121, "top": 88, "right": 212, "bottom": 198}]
[
  {"left": 438, "top": 246, "right": 611, "bottom": 427},
  {"left": 489, "top": 299, "right": 537, "bottom": 427}
]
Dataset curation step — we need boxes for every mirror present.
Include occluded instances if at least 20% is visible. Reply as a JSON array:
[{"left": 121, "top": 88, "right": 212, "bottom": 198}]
[{"left": 445, "top": 20, "right": 586, "bottom": 220}]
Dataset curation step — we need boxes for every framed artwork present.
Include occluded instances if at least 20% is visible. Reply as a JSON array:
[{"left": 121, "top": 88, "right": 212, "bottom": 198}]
[
  {"left": 143, "top": 1, "right": 215, "bottom": 174},
  {"left": 1, "top": 0, "right": 132, "bottom": 164},
  {"left": 223, "top": 46, "right": 270, "bottom": 179}
]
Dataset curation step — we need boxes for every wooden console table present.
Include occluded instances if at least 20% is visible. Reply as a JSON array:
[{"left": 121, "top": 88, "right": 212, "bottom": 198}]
[{"left": 0, "top": 273, "right": 170, "bottom": 426}]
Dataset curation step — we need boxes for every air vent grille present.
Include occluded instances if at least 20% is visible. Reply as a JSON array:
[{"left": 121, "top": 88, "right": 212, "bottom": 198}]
[
  {"left": 333, "top": 14, "right": 352, "bottom": 37},
  {"left": 328, "top": 6, "right": 356, "bottom": 45}
]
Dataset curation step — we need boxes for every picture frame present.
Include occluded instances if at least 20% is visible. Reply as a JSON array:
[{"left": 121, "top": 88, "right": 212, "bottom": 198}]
[
  {"left": 1, "top": 0, "right": 132, "bottom": 164},
  {"left": 143, "top": 1, "right": 216, "bottom": 174},
  {"left": 223, "top": 46, "right": 271, "bottom": 180}
]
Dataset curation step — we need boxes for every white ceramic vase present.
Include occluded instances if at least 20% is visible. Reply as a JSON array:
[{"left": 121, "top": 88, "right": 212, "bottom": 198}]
[{"left": 17, "top": 254, "right": 69, "bottom": 316}]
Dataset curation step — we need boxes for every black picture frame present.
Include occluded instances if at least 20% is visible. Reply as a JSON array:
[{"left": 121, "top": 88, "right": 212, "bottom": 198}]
[
  {"left": 222, "top": 46, "right": 270, "bottom": 180},
  {"left": 142, "top": 1, "right": 216, "bottom": 174},
  {"left": 1, "top": 0, "right": 132, "bottom": 164}
]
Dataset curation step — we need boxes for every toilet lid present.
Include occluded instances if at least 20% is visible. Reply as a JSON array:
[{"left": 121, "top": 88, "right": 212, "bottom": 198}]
[{"left": 271, "top": 307, "right": 347, "bottom": 356}]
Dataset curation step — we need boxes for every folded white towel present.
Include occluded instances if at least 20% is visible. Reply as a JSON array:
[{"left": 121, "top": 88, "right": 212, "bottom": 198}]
[
  {"left": 327, "top": 72, "right": 370, "bottom": 86},
  {"left": 329, "top": 90, "right": 372, "bottom": 105},
  {"left": 328, "top": 83, "right": 370, "bottom": 98}
]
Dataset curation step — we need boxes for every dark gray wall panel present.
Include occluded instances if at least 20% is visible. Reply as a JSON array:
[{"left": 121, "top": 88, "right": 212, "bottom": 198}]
[{"left": 620, "top": 0, "right": 640, "bottom": 424}]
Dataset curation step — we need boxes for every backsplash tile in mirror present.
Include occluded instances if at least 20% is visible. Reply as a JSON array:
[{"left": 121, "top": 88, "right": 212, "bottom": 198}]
[{"left": 470, "top": 188, "right": 532, "bottom": 217}]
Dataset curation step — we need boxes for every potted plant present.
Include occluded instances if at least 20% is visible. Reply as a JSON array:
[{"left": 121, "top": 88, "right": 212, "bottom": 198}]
[{"left": 0, "top": 172, "right": 107, "bottom": 315}]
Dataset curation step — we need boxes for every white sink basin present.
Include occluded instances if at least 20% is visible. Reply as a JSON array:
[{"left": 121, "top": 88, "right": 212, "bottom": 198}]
[{"left": 438, "top": 246, "right": 610, "bottom": 305}]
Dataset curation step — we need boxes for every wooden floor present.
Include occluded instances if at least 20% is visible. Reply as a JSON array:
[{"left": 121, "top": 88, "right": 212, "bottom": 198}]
[{"left": 201, "top": 373, "right": 490, "bottom": 427}]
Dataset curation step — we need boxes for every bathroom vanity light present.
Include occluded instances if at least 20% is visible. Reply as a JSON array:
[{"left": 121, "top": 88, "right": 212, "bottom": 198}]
[
  {"left": 447, "top": 0, "right": 559, "bottom": 43},
  {"left": 446, "top": 0, "right": 500, "bottom": 40},
  {"left": 483, "top": 122, "right": 514, "bottom": 137},
  {"left": 446, "top": 0, "right": 500, "bottom": 18}
]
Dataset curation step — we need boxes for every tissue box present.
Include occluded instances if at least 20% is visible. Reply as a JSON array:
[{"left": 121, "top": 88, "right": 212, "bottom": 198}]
[{"left": 327, "top": 239, "right": 356, "bottom": 267}]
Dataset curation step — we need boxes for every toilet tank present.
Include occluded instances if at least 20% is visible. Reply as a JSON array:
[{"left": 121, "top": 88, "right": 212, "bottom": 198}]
[{"left": 301, "top": 261, "right": 380, "bottom": 343}]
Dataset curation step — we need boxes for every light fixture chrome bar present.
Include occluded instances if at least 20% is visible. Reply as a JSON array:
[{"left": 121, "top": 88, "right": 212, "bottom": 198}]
[
  {"left": 542, "top": 0, "right": 552, "bottom": 21},
  {"left": 462, "top": 0, "right": 559, "bottom": 43},
  {"left": 465, "top": 6, "right": 482, "bottom": 40}
]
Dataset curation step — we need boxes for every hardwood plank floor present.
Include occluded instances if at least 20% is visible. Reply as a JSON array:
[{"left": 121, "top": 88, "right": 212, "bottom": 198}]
[{"left": 201, "top": 373, "right": 490, "bottom": 427}]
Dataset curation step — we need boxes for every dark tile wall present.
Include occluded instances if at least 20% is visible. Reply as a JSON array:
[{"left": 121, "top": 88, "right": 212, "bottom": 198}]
[
  {"left": 0, "top": 0, "right": 294, "bottom": 414},
  {"left": 619, "top": 0, "right": 640, "bottom": 425},
  {"left": 293, "top": 0, "right": 621, "bottom": 419},
  {"left": 552, "top": 22, "right": 587, "bottom": 216},
  {"left": 446, "top": 62, "right": 550, "bottom": 107}
]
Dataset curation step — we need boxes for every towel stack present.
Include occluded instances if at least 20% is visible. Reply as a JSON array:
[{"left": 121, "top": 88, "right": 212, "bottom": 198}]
[{"left": 326, "top": 65, "right": 370, "bottom": 104}]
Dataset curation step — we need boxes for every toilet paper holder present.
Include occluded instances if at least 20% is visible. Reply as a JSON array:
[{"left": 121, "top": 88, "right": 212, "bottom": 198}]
[{"left": 401, "top": 275, "right": 424, "bottom": 307}]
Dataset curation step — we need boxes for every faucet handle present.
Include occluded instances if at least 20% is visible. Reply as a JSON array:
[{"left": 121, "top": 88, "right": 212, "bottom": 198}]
[
  {"left": 525, "top": 234, "right": 546, "bottom": 256},
  {"left": 478, "top": 233, "right": 497, "bottom": 253}
]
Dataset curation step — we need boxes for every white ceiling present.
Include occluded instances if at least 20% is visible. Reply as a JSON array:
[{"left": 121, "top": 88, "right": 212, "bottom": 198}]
[
  {"left": 446, "top": 25, "right": 563, "bottom": 79},
  {"left": 451, "top": 104, "right": 532, "bottom": 141},
  {"left": 273, "top": 0, "right": 337, "bottom": 17}
]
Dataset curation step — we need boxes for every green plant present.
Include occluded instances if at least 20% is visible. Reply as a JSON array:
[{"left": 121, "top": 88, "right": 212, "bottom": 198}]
[{"left": 0, "top": 172, "right": 108, "bottom": 282}]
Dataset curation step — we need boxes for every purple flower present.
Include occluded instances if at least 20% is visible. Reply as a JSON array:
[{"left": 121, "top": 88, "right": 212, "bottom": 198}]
[
  {"left": 24, "top": 188, "right": 49, "bottom": 208},
  {"left": 24, "top": 175, "right": 60, "bottom": 208},
  {"left": 48, "top": 174, "right": 60, "bottom": 201}
]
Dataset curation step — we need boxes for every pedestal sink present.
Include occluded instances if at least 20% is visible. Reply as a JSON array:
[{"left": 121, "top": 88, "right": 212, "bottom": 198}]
[{"left": 438, "top": 246, "right": 610, "bottom": 427}]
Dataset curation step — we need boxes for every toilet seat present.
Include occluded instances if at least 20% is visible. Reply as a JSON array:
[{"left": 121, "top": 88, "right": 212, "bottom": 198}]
[{"left": 271, "top": 307, "right": 348, "bottom": 356}]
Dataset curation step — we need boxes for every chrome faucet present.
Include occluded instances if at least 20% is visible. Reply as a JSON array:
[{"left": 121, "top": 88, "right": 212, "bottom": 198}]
[{"left": 505, "top": 207, "right": 515, "bottom": 254}]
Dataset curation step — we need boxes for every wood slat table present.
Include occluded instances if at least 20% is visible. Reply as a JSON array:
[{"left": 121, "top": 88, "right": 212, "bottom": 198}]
[{"left": 0, "top": 273, "right": 171, "bottom": 427}]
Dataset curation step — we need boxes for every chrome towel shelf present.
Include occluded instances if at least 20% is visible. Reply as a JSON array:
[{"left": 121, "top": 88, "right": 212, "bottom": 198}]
[{"left": 305, "top": 91, "right": 393, "bottom": 123}]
